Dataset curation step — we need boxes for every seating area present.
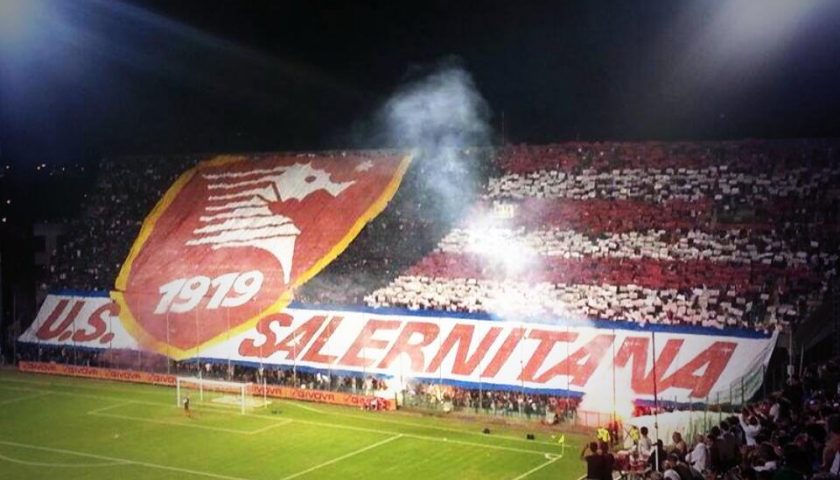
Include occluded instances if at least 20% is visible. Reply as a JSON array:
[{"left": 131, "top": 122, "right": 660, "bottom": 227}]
[
  {"left": 495, "top": 139, "right": 840, "bottom": 174},
  {"left": 611, "top": 355, "right": 840, "bottom": 479},
  {"left": 486, "top": 165, "right": 839, "bottom": 203},
  {"left": 402, "top": 382, "right": 579, "bottom": 423},
  {"left": 47, "top": 154, "right": 203, "bottom": 292},
  {"left": 366, "top": 140, "right": 840, "bottom": 331}
]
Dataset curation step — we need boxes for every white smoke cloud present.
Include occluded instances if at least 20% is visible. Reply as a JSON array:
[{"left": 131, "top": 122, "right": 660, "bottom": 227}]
[{"left": 379, "top": 59, "right": 492, "bottom": 221}]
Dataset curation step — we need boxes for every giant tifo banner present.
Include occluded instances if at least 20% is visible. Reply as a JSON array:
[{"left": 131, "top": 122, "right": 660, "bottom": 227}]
[
  {"left": 111, "top": 153, "right": 410, "bottom": 360},
  {"left": 21, "top": 293, "right": 777, "bottom": 404}
]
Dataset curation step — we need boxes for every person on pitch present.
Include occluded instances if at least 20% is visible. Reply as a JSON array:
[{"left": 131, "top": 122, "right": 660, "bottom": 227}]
[
  {"left": 627, "top": 425, "right": 641, "bottom": 450},
  {"left": 597, "top": 426, "right": 611, "bottom": 445},
  {"left": 183, "top": 395, "right": 191, "bottom": 417}
]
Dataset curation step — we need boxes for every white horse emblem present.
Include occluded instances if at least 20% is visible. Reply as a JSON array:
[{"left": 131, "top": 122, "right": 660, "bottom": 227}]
[{"left": 186, "top": 162, "right": 354, "bottom": 283}]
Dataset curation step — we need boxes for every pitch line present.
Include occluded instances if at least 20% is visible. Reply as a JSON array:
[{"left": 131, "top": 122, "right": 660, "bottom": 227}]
[
  {"left": 0, "top": 440, "right": 251, "bottom": 480},
  {"left": 280, "top": 416, "right": 556, "bottom": 457},
  {"left": 0, "top": 392, "right": 46, "bottom": 406},
  {"left": 90, "top": 411, "right": 254, "bottom": 434},
  {"left": 276, "top": 399, "right": 324, "bottom": 413},
  {"left": 0, "top": 376, "right": 173, "bottom": 399},
  {"left": 321, "top": 409, "right": 573, "bottom": 448},
  {"left": 88, "top": 408, "right": 294, "bottom": 435},
  {"left": 510, "top": 455, "right": 561, "bottom": 480},
  {"left": 0, "top": 381, "right": 562, "bottom": 456},
  {"left": 0, "top": 383, "right": 164, "bottom": 408},
  {"left": 279, "top": 434, "right": 403, "bottom": 480},
  {"left": 247, "top": 418, "right": 294, "bottom": 434},
  {"left": 0, "top": 451, "right": 129, "bottom": 468},
  {"left": 86, "top": 401, "right": 134, "bottom": 415},
  {"left": 395, "top": 431, "right": 556, "bottom": 457}
]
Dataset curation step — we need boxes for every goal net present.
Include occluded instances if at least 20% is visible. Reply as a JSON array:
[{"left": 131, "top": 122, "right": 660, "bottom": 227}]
[{"left": 175, "top": 377, "right": 270, "bottom": 414}]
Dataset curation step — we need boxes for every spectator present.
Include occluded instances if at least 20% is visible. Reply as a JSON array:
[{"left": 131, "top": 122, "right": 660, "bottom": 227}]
[
  {"left": 582, "top": 441, "right": 606, "bottom": 480},
  {"left": 667, "top": 453, "right": 695, "bottom": 480},
  {"left": 821, "top": 414, "right": 840, "bottom": 473},
  {"left": 686, "top": 433, "right": 709, "bottom": 473},
  {"left": 670, "top": 431, "right": 688, "bottom": 460},
  {"left": 663, "top": 455, "right": 682, "bottom": 480},
  {"left": 649, "top": 439, "right": 667, "bottom": 472},
  {"left": 741, "top": 407, "right": 764, "bottom": 447},
  {"left": 774, "top": 444, "right": 809, "bottom": 480},
  {"left": 640, "top": 426, "right": 654, "bottom": 457}
]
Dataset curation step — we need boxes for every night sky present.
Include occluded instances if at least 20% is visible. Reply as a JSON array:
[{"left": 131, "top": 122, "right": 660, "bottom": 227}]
[
  {"left": 1, "top": 0, "right": 840, "bottom": 196},
  {"left": 0, "top": 0, "right": 839, "bottom": 336}
]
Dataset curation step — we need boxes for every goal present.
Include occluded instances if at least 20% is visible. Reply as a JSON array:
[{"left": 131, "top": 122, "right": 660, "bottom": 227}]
[{"left": 175, "top": 377, "right": 269, "bottom": 414}]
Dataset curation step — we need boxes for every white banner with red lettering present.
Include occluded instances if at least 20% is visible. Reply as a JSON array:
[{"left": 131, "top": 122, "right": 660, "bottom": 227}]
[
  {"left": 20, "top": 294, "right": 139, "bottom": 350},
  {"left": 21, "top": 293, "right": 776, "bottom": 404}
]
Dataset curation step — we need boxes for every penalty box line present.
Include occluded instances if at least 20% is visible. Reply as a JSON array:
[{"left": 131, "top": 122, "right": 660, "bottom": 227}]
[
  {"left": 0, "top": 451, "right": 129, "bottom": 468},
  {"left": 510, "top": 454, "right": 561, "bottom": 480},
  {"left": 278, "top": 434, "right": 403, "bottom": 480},
  {"left": 86, "top": 401, "right": 135, "bottom": 415},
  {"left": 0, "top": 375, "right": 174, "bottom": 400},
  {"left": 86, "top": 402, "right": 294, "bottom": 435},
  {"left": 0, "top": 439, "right": 250, "bottom": 480},
  {"left": 0, "top": 392, "right": 47, "bottom": 406},
  {"left": 0, "top": 383, "right": 165, "bottom": 408}
]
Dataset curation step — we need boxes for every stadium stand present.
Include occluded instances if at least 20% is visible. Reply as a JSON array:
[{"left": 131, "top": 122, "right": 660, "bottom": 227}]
[
  {"left": 47, "top": 154, "right": 203, "bottom": 291},
  {"left": 27, "top": 140, "right": 840, "bottom": 445},
  {"left": 366, "top": 139, "right": 840, "bottom": 332}
]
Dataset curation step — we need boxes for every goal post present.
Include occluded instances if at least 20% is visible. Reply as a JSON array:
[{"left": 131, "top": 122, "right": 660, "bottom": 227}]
[{"left": 175, "top": 377, "right": 269, "bottom": 414}]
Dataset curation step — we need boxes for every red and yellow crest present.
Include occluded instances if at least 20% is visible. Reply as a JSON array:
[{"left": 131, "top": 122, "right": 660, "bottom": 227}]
[{"left": 112, "top": 153, "right": 410, "bottom": 359}]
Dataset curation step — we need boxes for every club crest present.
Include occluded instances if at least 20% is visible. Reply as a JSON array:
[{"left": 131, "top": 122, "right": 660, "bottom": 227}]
[{"left": 113, "top": 153, "right": 410, "bottom": 358}]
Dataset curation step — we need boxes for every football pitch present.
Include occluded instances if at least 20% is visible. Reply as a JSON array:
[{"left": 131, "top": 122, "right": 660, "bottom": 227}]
[{"left": 0, "top": 370, "right": 586, "bottom": 479}]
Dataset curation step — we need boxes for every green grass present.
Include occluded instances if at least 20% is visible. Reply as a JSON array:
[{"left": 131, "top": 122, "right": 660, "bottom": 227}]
[{"left": 0, "top": 370, "right": 587, "bottom": 479}]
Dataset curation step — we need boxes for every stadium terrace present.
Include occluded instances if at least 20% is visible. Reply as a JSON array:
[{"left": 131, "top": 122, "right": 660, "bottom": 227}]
[{"left": 8, "top": 139, "right": 840, "bottom": 480}]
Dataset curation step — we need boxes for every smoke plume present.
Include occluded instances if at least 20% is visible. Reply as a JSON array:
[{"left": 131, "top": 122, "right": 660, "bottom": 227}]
[{"left": 378, "top": 59, "right": 492, "bottom": 221}]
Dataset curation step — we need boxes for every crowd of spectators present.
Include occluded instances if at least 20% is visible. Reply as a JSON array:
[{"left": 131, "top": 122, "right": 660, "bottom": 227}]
[
  {"left": 367, "top": 140, "right": 840, "bottom": 332},
  {"left": 486, "top": 165, "right": 839, "bottom": 204},
  {"left": 494, "top": 139, "right": 840, "bottom": 175},
  {"left": 401, "top": 381, "right": 580, "bottom": 422},
  {"left": 46, "top": 154, "right": 203, "bottom": 291},
  {"left": 367, "top": 276, "right": 807, "bottom": 329},
  {"left": 578, "top": 356, "right": 840, "bottom": 479},
  {"left": 435, "top": 227, "right": 835, "bottom": 267}
]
